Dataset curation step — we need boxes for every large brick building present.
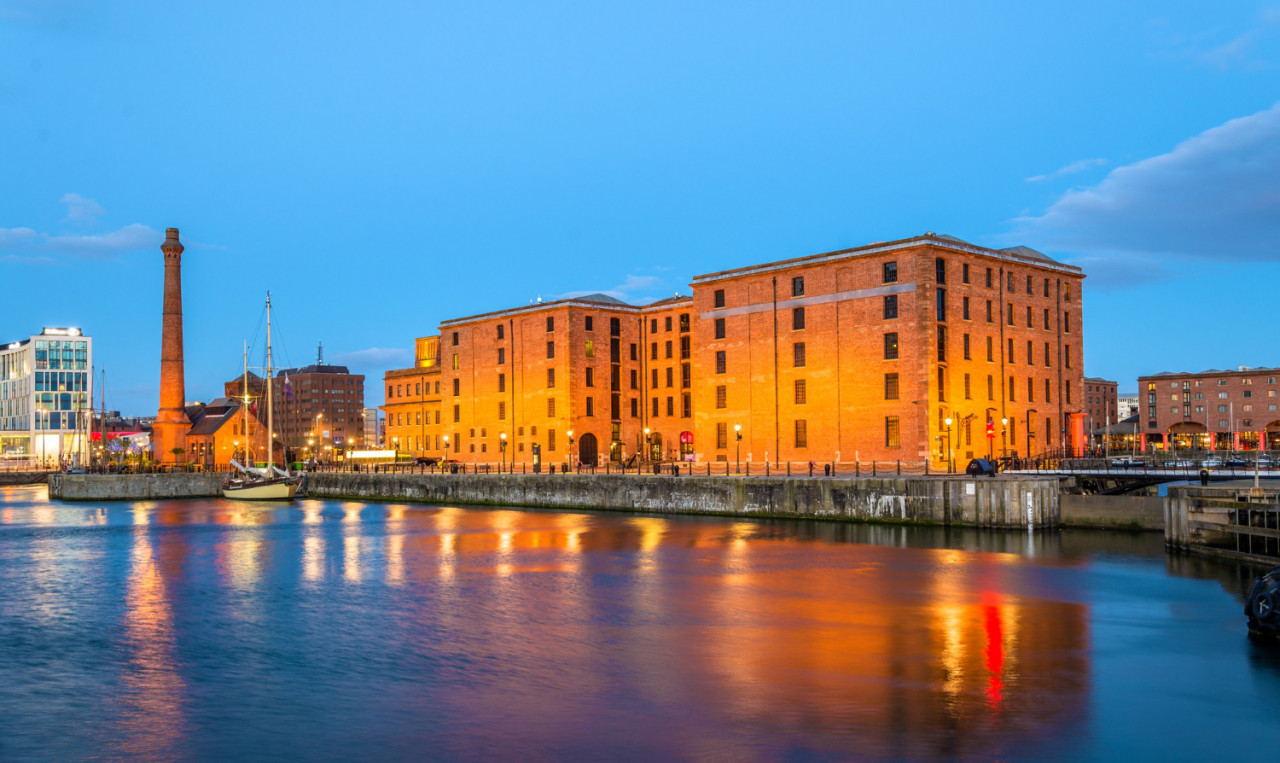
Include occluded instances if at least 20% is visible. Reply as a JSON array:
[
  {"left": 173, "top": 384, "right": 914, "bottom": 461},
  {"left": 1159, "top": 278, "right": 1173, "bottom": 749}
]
[
  {"left": 384, "top": 233, "right": 1088, "bottom": 469},
  {"left": 1138, "top": 366, "right": 1280, "bottom": 451}
]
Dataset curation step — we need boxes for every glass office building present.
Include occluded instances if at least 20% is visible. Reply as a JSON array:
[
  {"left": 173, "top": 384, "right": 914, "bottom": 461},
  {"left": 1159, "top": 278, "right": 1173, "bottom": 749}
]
[{"left": 0, "top": 327, "right": 93, "bottom": 467}]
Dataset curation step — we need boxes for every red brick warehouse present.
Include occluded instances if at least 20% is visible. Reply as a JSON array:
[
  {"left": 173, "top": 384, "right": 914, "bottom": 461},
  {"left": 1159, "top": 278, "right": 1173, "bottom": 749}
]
[{"left": 383, "top": 233, "right": 1088, "bottom": 470}]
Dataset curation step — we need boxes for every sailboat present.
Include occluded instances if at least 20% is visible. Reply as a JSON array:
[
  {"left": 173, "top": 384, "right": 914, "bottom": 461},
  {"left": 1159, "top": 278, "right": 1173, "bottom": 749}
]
[{"left": 223, "top": 293, "right": 302, "bottom": 500}]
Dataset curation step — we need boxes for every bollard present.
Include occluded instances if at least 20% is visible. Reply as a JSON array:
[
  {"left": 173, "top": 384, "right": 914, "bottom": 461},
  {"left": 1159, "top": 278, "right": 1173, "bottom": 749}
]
[
  {"left": 809, "top": 461, "right": 814, "bottom": 477},
  {"left": 897, "top": 460, "right": 901, "bottom": 475},
  {"left": 765, "top": 462, "right": 770, "bottom": 476},
  {"left": 856, "top": 462, "right": 860, "bottom": 477},
  {"left": 925, "top": 461, "right": 930, "bottom": 475},
  {"left": 787, "top": 462, "right": 791, "bottom": 476},
  {"left": 872, "top": 461, "right": 877, "bottom": 476}
]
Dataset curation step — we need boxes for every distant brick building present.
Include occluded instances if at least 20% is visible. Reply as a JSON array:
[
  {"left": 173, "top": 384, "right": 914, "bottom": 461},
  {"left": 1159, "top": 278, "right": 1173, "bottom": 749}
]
[
  {"left": 1138, "top": 367, "right": 1280, "bottom": 450},
  {"left": 184, "top": 398, "right": 267, "bottom": 469},
  {"left": 271, "top": 364, "right": 365, "bottom": 460},
  {"left": 383, "top": 233, "right": 1088, "bottom": 469},
  {"left": 1083, "top": 377, "right": 1118, "bottom": 428}
]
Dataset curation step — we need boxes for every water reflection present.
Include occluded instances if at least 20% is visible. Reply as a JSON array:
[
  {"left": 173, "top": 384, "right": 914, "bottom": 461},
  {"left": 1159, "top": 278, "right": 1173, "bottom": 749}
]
[
  {"left": 0, "top": 485, "right": 1275, "bottom": 759},
  {"left": 119, "top": 527, "right": 186, "bottom": 757}
]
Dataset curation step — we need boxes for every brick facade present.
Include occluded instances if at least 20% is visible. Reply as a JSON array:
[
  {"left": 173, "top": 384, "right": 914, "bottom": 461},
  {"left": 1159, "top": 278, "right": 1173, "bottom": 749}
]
[
  {"left": 383, "top": 234, "right": 1087, "bottom": 469},
  {"left": 1138, "top": 367, "right": 1280, "bottom": 450},
  {"left": 271, "top": 365, "right": 365, "bottom": 459},
  {"left": 1083, "top": 377, "right": 1118, "bottom": 429}
]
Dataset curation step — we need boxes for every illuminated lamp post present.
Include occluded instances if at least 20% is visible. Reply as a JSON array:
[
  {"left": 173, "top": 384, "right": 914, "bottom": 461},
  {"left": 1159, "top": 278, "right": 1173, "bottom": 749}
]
[
  {"left": 1001, "top": 417, "right": 1009, "bottom": 460},
  {"left": 643, "top": 427, "right": 652, "bottom": 465},
  {"left": 734, "top": 423, "right": 742, "bottom": 475},
  {"left": 567, "top": 430, "right": 574, "bottom": 471},
  {"left": 500, "top": 432, "right": 507, "bottom": 472}
]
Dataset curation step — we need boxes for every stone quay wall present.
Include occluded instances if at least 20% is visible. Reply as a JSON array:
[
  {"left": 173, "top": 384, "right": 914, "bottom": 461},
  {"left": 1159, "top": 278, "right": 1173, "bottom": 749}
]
[
  {"left": 307, "top": 473, "right": 1060, "bottom": 528},
  {"left": 0, "top": 472, "right": 49, "bottom": 486},
  {"left": 48, "top": 473, "right": 227, "bottom": 500}
]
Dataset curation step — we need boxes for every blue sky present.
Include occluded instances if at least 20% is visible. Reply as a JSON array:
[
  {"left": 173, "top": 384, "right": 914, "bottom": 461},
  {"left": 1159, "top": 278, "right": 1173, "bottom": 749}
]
[{"left": 3, "top": 1, "right": 1279, "bottom": 414}]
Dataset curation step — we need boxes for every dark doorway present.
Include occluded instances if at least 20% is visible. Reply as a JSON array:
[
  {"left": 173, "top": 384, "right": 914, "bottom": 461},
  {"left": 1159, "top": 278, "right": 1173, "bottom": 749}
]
[{"left": 579, "top": 433, "right": 598, "bottom": 467}]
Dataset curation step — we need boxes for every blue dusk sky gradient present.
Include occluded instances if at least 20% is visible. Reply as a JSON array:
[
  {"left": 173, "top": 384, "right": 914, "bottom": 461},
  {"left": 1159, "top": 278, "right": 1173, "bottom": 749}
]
[{"left": 2, "top": 1, "right": 1279, "bottom": 414}]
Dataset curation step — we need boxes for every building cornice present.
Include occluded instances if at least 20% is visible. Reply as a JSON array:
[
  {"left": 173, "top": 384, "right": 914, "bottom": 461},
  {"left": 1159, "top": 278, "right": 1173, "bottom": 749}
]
[
  {"left": 440, "top": 295, "right": 693, "bottom": 328},
  {"left": 691, "top": 234, "right": 1085, "bottom": 285}
]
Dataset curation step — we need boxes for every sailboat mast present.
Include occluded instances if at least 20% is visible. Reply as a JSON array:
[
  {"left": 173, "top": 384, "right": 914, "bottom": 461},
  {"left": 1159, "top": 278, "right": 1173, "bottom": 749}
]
[
  {"left": 243, "top": 340, "right": 251, "bottom": 465},
  {"left": 99, "top": 368, "right": 106, "bottom": 470},
  {"left": 266, "top": 293, "right": 275, "bottom": 469}
]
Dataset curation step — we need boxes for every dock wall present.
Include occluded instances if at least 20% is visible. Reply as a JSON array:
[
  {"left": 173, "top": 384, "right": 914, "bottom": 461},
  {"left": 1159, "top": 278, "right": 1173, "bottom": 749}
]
[
  {"left": 306, "top": 473, "right": 1060, "bottom": 528},
  {"left": 45, "top": 472, "right": 1062, "bottom": 528},
  {"left": 48, "top": 473, "right": 227, "bottom": 500}
]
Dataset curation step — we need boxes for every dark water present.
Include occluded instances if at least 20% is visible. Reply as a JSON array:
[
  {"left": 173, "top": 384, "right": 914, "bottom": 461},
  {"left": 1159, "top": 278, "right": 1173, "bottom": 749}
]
[{"left": 1, "top": 485, "right": 1278, "bottom": 760}]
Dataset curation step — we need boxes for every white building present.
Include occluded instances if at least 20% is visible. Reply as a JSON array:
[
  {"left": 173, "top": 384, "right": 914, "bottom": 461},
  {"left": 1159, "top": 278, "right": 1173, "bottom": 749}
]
[
  {"left": 1117, "top": 393, "right": 1139, "bottom": 420},
  {"left": 0, "top": 327, "right": 94, "bottom": 467},
  {"left": 363, "top": 407, "right": 384, "bottom": 448}
]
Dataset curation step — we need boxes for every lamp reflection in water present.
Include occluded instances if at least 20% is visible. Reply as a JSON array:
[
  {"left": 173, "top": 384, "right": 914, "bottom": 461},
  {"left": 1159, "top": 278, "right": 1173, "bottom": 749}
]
[{"left": 117, "top": 531, "right": 186, "bottom": 757}]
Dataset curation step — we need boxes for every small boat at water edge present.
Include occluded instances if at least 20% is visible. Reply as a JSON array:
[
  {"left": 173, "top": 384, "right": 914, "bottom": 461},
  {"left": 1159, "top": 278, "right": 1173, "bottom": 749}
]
[{"left": 222, "top": 472, "right": 301, "bottom": 500}]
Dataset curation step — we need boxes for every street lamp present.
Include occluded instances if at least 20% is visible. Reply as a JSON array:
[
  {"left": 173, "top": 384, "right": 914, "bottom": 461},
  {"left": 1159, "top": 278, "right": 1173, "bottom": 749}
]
[
  {"left": 734, "top": 423, "right": 742, "bottom": 474},
  {"left": 567, "top": 430, "right": 574, "bottom": 470},
  {"left": 1001, "top": 417, "right": 1009, "bottom": 460},
  {"left": 500, "top": 432, "right": 507, "bottom": 472},
  {"left": 643, "top": 427, "right": 652, "bottom": 465},
  {"left": 944, "top": 416, "right": 954, "bottom": 474}
]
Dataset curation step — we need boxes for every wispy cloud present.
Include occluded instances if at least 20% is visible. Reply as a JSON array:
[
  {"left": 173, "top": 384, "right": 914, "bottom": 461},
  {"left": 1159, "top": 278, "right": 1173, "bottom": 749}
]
[
  {"left": 0, "top": 195, "right": 164, "bottom": 262},
  {"left": 1198, "top": 9, "right": 1280, "bottom": 71},
  {"left": 60, "top": 192, "right": 104, "bottom": 224},
  {"left": 331, "top": 347, "right": 412, "bottom": 373},
  {"left": 1025, "top": 158, "right": 1107, "bottom": 183},
  {"left": 1004, "top": 101, "right": 1280, "bottom": 288},
  {"left": 555, "top": 273, "right": 674, "bottom": 303}
]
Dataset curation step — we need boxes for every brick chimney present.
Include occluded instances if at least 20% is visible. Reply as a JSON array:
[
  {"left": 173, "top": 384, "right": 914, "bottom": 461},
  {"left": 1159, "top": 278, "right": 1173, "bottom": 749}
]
[{"left": 153, "top": 227, "right": 190, "bottom": 464}]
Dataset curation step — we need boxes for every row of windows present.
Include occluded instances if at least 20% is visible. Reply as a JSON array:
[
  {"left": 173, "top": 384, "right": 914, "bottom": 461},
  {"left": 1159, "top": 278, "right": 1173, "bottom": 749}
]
[
  {"left": 712, "top": 417, "right": 903, "bottom": 449},
  {"left": 1176, "top": 403, "right": 1280, "bottom": 414},
  {"left": 388, "top": 380, "right": 441, "bottom": 398},
  {"left": 1149, "top": 377, "right": 1279, "bottom": 390},
  {"left": 479, "top": 313, "right": 693, "bottom": 346},
  {"left": 393, "top": 428, "right": 563, "bottom": 455},
  {"left": 938, "top": 257, "right": 1074, "bottom": 302}
]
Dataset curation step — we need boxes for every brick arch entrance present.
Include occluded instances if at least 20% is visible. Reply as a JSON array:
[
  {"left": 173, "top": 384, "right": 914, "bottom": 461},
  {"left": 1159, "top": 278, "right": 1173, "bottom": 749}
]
[
  {"left": 1169, "top": 421, "right": 1208, "bottom": 450},
  {"left": 1267, "top": 421, "right": 1280, "bottom": 450},
  {"left": 578, "top": 433, "right": 598, "bottom": 467}
]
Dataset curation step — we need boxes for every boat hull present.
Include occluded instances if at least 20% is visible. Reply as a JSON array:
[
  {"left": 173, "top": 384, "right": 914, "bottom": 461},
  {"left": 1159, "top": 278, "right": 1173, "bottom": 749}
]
[{"left": 223, "top": 479, "right": 299, "bottom": 501}]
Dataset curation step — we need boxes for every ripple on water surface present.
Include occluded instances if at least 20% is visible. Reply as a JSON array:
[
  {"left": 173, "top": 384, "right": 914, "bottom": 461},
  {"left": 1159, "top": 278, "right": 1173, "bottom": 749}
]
[{"left": 1, "top": 484, "right": 1278, "bottom": 760}]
